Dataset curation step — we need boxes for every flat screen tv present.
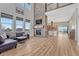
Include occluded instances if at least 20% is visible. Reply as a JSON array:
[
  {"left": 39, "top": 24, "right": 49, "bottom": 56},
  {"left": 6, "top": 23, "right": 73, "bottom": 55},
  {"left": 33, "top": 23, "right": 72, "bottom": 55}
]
[{"left": 36, "top": 19, "right": 42, "bottom": 24}]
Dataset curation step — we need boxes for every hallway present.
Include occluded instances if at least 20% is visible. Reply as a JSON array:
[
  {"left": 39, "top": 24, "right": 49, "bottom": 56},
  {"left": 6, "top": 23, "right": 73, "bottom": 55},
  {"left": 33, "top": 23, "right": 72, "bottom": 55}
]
[{"left": 0, "top": 33, "right": 79, "bottom": 56}]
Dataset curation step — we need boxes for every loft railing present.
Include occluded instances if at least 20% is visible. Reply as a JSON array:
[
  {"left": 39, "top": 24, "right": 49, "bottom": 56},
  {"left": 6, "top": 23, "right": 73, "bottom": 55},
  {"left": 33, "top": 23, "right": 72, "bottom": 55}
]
[{"left": 46, "top": 3, "right": 74, "bottom": 12}]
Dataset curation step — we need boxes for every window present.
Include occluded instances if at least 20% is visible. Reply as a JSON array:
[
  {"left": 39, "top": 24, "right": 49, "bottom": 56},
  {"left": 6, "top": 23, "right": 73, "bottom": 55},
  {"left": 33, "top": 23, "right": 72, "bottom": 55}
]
[
  {"left": 1, "top": 17, "right": 13, "bottom": 31},
  {"left": 16, "top": 17, "right": 23, "bottom": 31},
  {"left": 1, "top": 13, "right": 13, "bottom": 31},
  {"left": 16, "top": 3, "right": 25, "bottom": 15},
  {"left": 16, "top": 3, "right": 31, "bottom": 10},
  {"left": 25, "top": 3, "right": 31, "bottom": 10},
  {"left": 16, "top": 3, "right": 31, "bottom": 15},
  {"left": 58, "top": 25, "right": 68, "bottom": 33},
  {"left": 18, "top": 3, "right": 25, "bottom": 7},
  {"left": 16, "top": 3, "right": 25, "bottom": 9},
  {"left": 25, "top": 19, "right": 30, "bottom": 31},
  {"left": 16, "top": 7, "right": 24, "bottom": 15}
]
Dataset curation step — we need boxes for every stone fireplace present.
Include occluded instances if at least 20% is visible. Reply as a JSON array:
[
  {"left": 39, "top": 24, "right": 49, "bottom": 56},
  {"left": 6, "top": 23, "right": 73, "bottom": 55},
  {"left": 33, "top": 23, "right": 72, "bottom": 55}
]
[{"left": 35, "top": 28, "right": 42, "bottom": 36}]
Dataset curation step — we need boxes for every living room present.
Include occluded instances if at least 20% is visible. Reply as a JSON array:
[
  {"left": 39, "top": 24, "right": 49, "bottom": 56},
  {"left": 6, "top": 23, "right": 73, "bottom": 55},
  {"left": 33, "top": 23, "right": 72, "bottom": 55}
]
[{"left": 0, "top": 3, "right": 79, "bottom": 56}]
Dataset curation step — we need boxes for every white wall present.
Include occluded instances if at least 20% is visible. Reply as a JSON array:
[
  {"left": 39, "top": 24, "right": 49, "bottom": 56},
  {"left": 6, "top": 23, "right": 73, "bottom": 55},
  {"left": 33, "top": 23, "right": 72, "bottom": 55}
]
[
  {"left": 67, "top": 10, "right": 76, "bottom": 35},
  {"left": 76, "top": 4, "right": 79, "bottom": 45},
  {"left": 0, "top": 3, "right": 15, "bottom": 15},
  {"left": 73, "top": 4, "right": 79, "bottom": 45}
]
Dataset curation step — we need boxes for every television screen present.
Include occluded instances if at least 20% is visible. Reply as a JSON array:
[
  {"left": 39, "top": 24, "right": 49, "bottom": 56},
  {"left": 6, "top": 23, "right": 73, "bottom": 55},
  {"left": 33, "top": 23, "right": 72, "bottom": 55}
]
[{"left": 36, "top": 19, "right": 42, "bottom": 24}]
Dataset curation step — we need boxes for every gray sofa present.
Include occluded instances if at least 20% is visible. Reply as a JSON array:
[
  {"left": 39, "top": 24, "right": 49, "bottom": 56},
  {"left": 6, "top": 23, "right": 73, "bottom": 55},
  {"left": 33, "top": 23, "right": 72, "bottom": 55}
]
[
  {"left": 15, "top": 32, "right": 27, "bottom": 42},
  {"left": 0, "top": 31, "right": 17, "bottom": 54},
  {"left": 0, "top": 39, "right": 17, "bottom": 54}
]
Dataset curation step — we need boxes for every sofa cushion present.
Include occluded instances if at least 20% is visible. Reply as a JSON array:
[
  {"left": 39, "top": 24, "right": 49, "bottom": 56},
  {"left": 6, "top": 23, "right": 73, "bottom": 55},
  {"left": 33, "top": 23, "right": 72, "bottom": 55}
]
[
  {"left": 0, "top": 39, "right": 17, "bottom": 53},
  {"left": 16, "top": 32, "right": 24, "bottom": 37},
  {"left": 0, "top": 39, "right": 17, "bottom": 47},
  {"left": 16, "top": 36, "right": 27, "bottom": 39},
  {"left": 0, "top": 36, "right": 4, "bottom": 44}
]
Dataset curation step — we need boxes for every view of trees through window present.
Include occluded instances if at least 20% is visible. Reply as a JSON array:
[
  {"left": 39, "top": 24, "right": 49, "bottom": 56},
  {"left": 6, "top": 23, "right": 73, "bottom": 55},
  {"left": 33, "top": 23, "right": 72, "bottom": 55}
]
[
  {"left": 0, "top": 17, "right": 31, "bottom": 32},
  {"left": 1, "top": 17, "right": 13, "bottom": 31},
  {"left": 0, "top": 3, "right": 31, "bottom": 32},
  {"left": 1, "top": 17, "right": 31, "bottom": 32}
]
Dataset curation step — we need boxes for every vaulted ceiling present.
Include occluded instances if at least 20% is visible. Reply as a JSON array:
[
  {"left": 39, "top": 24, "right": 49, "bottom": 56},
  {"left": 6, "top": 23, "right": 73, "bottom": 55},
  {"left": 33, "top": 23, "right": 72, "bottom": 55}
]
[{"left": 45, "top": 4, "right": 77, "bottom": 23}]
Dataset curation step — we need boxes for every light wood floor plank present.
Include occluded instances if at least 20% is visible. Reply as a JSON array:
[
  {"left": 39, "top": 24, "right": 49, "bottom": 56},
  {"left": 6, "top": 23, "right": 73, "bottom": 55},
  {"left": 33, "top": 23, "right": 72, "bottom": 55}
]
[{"left": 0, "top": 33, "right": 79, "bottom": 56}]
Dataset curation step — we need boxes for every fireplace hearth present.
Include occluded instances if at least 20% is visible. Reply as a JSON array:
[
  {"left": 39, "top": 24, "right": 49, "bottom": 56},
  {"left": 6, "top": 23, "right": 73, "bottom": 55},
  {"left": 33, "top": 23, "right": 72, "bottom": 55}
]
[
  {"left": 34, "top": 28, "right": 42, "bottom": 36},
  {"left": 36, "top": 29, "right": 41, "bottom": 35}
]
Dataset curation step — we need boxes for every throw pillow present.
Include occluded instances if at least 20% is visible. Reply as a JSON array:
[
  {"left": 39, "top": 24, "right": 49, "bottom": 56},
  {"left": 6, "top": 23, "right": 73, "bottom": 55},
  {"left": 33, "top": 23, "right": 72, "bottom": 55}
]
[
  {"left": 0, "top": 32, "right": 7, "bottom": 39},
  {"left": 0, "top": 36, "right": 4, "bottom": 44}
]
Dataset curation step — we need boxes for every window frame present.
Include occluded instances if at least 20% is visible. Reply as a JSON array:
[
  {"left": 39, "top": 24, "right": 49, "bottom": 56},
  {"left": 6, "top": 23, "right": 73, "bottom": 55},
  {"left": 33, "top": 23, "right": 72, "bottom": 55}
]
[
  {"left": 25, "top": 19, "right": 31, "bottom": 31},
  {"left": 0, "top": 13, "right": 13, "bottom": 31},
  {"left": 16, "top": 17, "right": 24, "bottom": 31}
]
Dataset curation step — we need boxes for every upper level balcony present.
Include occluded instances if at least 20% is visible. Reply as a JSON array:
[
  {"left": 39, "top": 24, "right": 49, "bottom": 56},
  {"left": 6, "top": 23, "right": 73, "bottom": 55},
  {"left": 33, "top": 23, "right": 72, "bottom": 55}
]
[{"left": 46, "top": 3, "right": 74, "bottom": 12}]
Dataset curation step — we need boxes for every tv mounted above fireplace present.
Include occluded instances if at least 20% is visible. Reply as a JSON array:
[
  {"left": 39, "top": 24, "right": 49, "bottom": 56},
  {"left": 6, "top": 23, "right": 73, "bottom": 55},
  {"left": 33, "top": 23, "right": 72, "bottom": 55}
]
[{"left": 36, "top": 19, "right": 42, "bottom": 25}]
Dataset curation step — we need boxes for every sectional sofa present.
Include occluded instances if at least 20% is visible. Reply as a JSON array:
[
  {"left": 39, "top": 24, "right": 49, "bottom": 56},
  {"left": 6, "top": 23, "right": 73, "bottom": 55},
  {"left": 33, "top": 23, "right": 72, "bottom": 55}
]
[
  {"left": 0, "top": 31, "right": 17, "bottom": 54},
  {"left": 15, "top": 32, "right": 28, "bottom": 42},
  {"left": 0, "top": 31, "right": 29, "bottom": 53}
]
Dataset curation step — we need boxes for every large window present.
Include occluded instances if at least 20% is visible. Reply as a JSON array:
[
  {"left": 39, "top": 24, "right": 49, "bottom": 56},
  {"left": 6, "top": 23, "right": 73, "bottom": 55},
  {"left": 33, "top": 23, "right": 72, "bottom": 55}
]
[
  {"left": 16, "top": 3, "right": 31, "bottom": 15},
  {"left": 16, "top": 17, "right": 23, "bottom": 31},
  {"left": 16, "top": 3, "right": 31, "bottom": 10},
  {"left": 1, "top": 13, "right": 13, "bottom": 31},
  {"left": 58, "top": 25, "right": 68, "bottom": 33},
  {"left": 25, "top": 3, "right": 31, "bottom": 10},
  {"left": 25, "top": 19, "right": 30, "bottom": 31}
]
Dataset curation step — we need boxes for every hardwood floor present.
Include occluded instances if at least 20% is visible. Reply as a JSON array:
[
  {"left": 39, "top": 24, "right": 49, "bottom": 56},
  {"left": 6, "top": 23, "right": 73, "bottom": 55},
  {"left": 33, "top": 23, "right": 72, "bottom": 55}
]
[{"left": 0, "top": 32, "right": 79, "bottom": 56}]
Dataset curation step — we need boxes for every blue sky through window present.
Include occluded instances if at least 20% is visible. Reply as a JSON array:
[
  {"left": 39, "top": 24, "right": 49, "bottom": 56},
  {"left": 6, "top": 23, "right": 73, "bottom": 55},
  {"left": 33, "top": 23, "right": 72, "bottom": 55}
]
[
  {"left": 1, "top": 17, "right": 31, "bottom": 31},
  {"left": 1, "top": 17, "right": 13, "bottom": 30},
  {"left": 16, "top": 20, "right": 23, "bottom": 29}
]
